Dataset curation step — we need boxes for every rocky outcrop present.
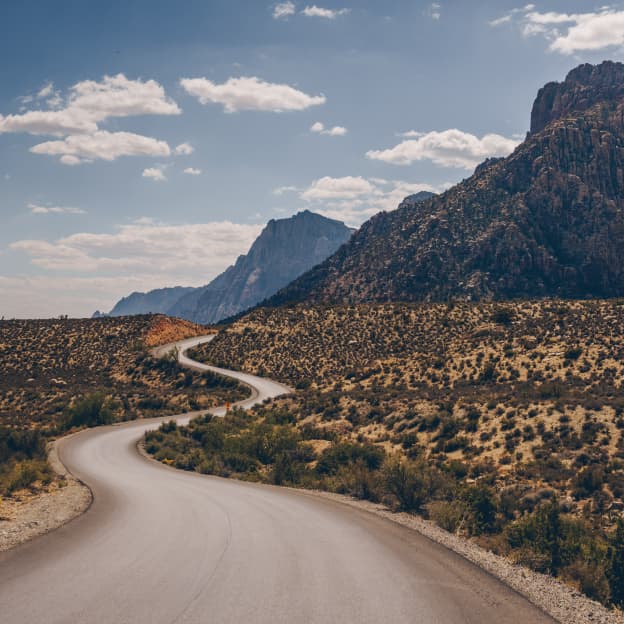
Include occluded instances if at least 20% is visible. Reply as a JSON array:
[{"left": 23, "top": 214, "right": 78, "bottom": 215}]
[
  {"left": 530, "top": 61, "right": 624, "bottom": 134},
  {"left": 267, "top": 61, "right": 624, "bottom": 306}
]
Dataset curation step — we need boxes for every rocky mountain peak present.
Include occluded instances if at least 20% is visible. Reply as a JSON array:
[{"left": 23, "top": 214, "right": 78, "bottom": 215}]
[{"left": 530, "top": 60, "right": 624, "bottom": 134}]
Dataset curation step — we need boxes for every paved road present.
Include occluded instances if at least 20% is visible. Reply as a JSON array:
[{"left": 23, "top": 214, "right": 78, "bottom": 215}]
[{"left": 0, "top": 336, "right": 554, "bottom": 623}]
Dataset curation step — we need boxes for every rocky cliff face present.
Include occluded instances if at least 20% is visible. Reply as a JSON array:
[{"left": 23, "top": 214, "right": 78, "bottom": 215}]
[
  {"left": 531, "top": 61, "right": 624, "bottom": 134},
  {"left": 267, "top": 61, "right": 624, "bottom": 306},
  {"left": 169, "top": 210, "right": 352, "bottom": 323}
]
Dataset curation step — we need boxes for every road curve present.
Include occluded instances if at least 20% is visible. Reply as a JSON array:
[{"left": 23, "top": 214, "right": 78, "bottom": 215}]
[{"left": 0, "top": 336, "right": 555, "bottom": 624}]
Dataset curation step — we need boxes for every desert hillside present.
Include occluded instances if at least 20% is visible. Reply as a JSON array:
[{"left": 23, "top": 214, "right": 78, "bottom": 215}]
[
  {"left": 0, "top": 315, "right": 246, "bottom": 497},
  {"left": 192, "top": 301, "right": 624, "bottom": 513}
]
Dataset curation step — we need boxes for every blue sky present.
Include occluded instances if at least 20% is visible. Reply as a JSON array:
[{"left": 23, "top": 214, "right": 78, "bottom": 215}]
[{"left": 1, "top": 0, "right": 623, "bottom": 317}]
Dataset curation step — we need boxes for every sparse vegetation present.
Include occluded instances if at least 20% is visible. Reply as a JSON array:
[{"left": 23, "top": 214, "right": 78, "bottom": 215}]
[
  {"left": 158, "top": 299, "right": 624, "bottom": 609},
  {"left": 0, "top": 314, "right": 247, "bottom": 498}
]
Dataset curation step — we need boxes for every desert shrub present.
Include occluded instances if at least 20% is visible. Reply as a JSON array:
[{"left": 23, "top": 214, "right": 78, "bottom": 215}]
[
  {"left": 316, "top": 442, "right": 385, "bottom": 476},
  {"left": 382, "top": 457, "right": 437, "bottom": 512},
  {"left": 0, "top": 427, "right": 46, "bottom": 464},
  {"left": 0, "top": 459, "right": 52, "bottom": 495},
  {"left": 563, "top": 559, "right": 610, "bottom": 604},
  {"left": 428, "top": 500, "right": 466, "bottom": 533},
  {"left": 62, "top": 393, "right": 114, "bottom": 430},
  {"left": 462, "top": 483, "right": 498, "bottom": 535},
  {"left": 572, "top": 465, "right": 605, "bottom": 499},
  {"left": 491, "top": 307, "right": 514, "bottom": 325},
  {"left": 608, "top": 520, "right": 624, "bottom": 608}
]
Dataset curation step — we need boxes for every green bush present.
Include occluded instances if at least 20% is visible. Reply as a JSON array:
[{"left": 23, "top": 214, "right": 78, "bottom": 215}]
[
  {"left": 1, "top": 459, "right": 52, "bottom": 496},
  {"left": 63, "top": 393, "right": 114, "bottom": 430},
  {"left": 382, "top": 457, "right": 436, "bottom": 512}
]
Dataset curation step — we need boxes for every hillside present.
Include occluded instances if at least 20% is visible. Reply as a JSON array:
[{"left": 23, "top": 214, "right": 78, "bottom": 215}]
[
  {"left": 0, "top": 315, "right": 246, "bottom": 496},
  {"left": 192, "top": 300, "right": 624, "bottom": 508},
  {"left": 267, "top": 61, "right": 624, "bottom": 306}
]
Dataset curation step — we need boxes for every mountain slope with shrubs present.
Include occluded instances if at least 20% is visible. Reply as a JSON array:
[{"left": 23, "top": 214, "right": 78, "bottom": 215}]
[{"left": 267, "top": 62, "right": 624, "bottom": 306}]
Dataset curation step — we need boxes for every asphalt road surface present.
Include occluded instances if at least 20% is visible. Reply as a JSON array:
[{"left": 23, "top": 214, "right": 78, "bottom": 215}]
[{"left": 0, "top": 336, "right": 555, "bottom": 623}]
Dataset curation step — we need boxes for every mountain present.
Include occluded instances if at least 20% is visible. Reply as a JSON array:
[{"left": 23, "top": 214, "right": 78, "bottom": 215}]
[
  {"left": 103, "top": 210, "right": 353, "bottom": 323},
  {"left": 107, "top": 287, "right": 195, "bottom": 317},
  {"left": 266, "top": 61, "right": 624, "bottom": 306},
  {"left": 169, "top": 210, "right": 352, "bottom": 323}
]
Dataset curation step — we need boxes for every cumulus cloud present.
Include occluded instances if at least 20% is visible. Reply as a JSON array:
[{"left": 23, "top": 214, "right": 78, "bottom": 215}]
[
  {"left": 489, "top": 5, "right": 624, "bottom": 54},
  {"left": 10, "top": 220, "right": 263, "bottom": 276},
  {"left": 180, "top": 76, "right": 326, "bottom": 113},
  {"left": 297, "top": 176, "right": 443, "bottom": 225},
  {"left": 273, "top": 1, "right": 296, "bottom": 19},
  {"left": 310, "top": 121, "right": 348, "bottom": 136},
  {"left": 366, "top": 129, "right": 519, "bottom": 169},
  {"left": 301, "top": 176, "right": 375, "bottom": 201},
  {"left": 31, "top": 130, "right": 171, "bottom": 164},
  {"left": 183, "top": 167, "right": 202, "bottom": 175},
  {"left": 174, "top": 142, "right": 194, "bottom": 156},
  {"left": 0, "top": 110, "right": 98, "bottom": 137},
  {"left": 301, "top": 5, "right": 350, "bottom": 18},
  {"left": 0, "top": 74, "right": 180, "bottom": 137},
  {"left": 28, "top": 202, "right": 86, "bottom": 215},
  {"left": 1, "top": 74, "right": 179, "bottom": 164},
  {"left": 142, "top": 167, "right": 167, "bottom": 181}
]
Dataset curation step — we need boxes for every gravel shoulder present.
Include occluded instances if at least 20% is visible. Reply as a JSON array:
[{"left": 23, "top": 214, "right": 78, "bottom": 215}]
[{"left": 0, "top": 438, "right": 92, "bottom": 553}]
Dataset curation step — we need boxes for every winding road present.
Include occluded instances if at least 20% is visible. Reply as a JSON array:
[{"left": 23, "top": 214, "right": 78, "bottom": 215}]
[{"left": 0, "top": 336, "right": 555, "bottom": 623}]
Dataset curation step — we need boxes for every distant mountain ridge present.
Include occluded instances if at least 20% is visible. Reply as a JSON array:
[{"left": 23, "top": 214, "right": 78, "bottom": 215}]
[
  {"left": 265, "top": 61, "right": 624, "bottom": 307},
  {"left": 107, "top": 287, "right": 195, "bottom": 317},
  {"left": 169, "top": 210, "right": 353, "bottom": 323},
  {"left": 102, "top": 210, "right": 353, "bottom": 323}
]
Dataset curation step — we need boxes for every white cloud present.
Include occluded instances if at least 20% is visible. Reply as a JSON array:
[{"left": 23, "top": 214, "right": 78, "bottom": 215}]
[
  {"left": 366, "top": 129, "right": 520, "bottom": 169},
  {"left": 0, "top": 110, "right": 98, "bottom": 137},
  {"left": 301, "top": 176, "right": 375, "bottom": 201},
  {"left": 489, "top": 14, "right": 512, "bottom": 26},
  {"left": 297, "top": 176, "right": 444, "bottom": 225},
  {"left": 273, "top": 1, "right": 296, "bottom": 19},
  {"left": 273, "top": 185, "right": 299, "bottom": 195},
  {"left": 0, "top": 74, "right": 180, "bottom": 138},
  {"left": 180, "top": 76, "right": 326, "bottom": 113},
  {"left": 488, "top": 5, "right": 624, "bottom": 54},
  {"left": 60, "top": 155, "right": 83, "bottom": 166},
  {"left": 8, "top": 219, "right": 262, "bottom": 279},
  {"left": 142, "top": 167, "right": 167, "bottom": 181},
  {"left": 301, "top": 5, "right": 349, "bottom": 18},
  {"left": 28, "top": 202, "right": 86, "bottom": 215},
  {"left": 31, "top": 130, "right": 171, "bottom": 164},
  {"left": 174, "top": 142, "right": 194, "bottom": 156},
  {"left": 310, "top": 121, "right": 348, "bottom": 136},
  {"left": 183, "top": 167, "right": 202, "bottom": 175},
  {"left": 424, "top": 2, "right": 441, "bottom": 20},
  {"left": 36, "top": 83, "right": 55, "bottom": 99}
]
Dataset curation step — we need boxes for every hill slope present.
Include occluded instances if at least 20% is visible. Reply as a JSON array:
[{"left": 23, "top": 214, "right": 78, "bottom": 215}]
[{"left": 267, "top": 61, "right": 624, "bottom": 306}]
